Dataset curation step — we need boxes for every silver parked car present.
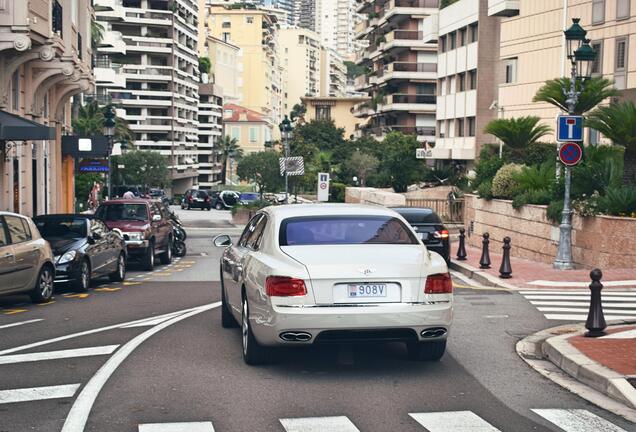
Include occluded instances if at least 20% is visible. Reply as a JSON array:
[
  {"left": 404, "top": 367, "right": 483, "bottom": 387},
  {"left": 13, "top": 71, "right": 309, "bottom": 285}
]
[
  {"left": 214, "top": 204, "right": 452, "bottom": 365},
  {"left": 0, "top": 212, "right": 55, "bottom": 303}
]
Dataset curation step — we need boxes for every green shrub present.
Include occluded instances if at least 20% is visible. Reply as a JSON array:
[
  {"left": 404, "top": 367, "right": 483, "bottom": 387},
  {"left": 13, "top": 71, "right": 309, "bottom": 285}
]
[
  {"left": 522, "top": 143, "right": 558, "bottom": 166},
  {"left": 512, "top": 189, "right": 553, "bottom": 209},
  {"left": 477, "top": 179, "right": 493, "bottom": 200},
  {"left": 513, "top": 162, "right": 555, "bottom": 192},
  {"left": 572, "top": 145, "right": 624, "bottom": 197},
  {"left": 230, "top": 200, "right": 270, "bottom": 215},
  {"left": 547, "top": 199, "right": 564, "bottom": 223},
  {"left": 472, "top": 153, "right": 505, "bottom": 191},
  {"left": 329, "top": 182, "right": 346, "bottom": 202},
  {"left": 596, "top": 186, "right": 636, "bottom": 216},
  {"left": 492, "top": 163, "right": 524, "bottom": 198}
]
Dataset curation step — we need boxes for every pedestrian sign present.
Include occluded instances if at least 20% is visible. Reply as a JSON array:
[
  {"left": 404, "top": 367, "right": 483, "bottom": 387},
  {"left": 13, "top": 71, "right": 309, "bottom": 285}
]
[
  {"left": 557, "top": 115, "right": 583, "bottom": 142},
  {"left": 559, "top": 142, "right": 583, "bottom": 166}
]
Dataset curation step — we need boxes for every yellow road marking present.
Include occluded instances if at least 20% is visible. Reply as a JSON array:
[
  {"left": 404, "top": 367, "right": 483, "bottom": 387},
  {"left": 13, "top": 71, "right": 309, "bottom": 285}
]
[
  {"left": 123, "top": 281, "right": 142, "bottom": 286},
  {"left": 3, "top": 309, "right": 27, "bottom": 315},
  {"left": 94, "top": 287, "right": 122, "bottom": 292},
  {"left": 175, "top": 269, "right": 184, "bottom": 272},
  {"left": 153, "top": 272, "right": 172, "bottom": 276},
  {"left": 37, "top": 301, "right": 56, "bottom": 306},
  {"left": 180, "top": 261, "right": 195, "bottom": 264},
  {"left": 64, "top": 293, "right": 90, "bottom": 299}
]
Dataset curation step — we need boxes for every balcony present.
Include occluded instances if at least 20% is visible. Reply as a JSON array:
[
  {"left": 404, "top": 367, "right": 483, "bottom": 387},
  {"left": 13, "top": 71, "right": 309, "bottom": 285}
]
[
  {"left": 377, "top": 94, "right": 436, "bottom": 113},
  {"left": 381, "top": 30, "right": 430, "bottom": 51},
  {"left": 378, "top": 0, "right": 438, "bottom": 23},
  {"left": 376, "top": 62, "right": 437, "bottom": 83},
  {"left": 351, "top": 101, "right": 375, "bottom": 117},
  {"left": 368, "top": 125, "right": 436, "bottom": 139},
  {"left": 487, "top": 0, "right": 519, "bottom": 17}
]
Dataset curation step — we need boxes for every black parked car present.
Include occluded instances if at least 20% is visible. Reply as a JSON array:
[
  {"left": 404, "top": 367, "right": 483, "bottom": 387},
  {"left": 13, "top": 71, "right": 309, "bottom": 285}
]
[
  {"left": 392, "top": 207, "right": 450, "bottom": 263},
  {"left": 181, "top": 189, "right": 214, "bottom": 210},
  {"left": 33, "top": 215, "right": 127, "bottom": 291}
]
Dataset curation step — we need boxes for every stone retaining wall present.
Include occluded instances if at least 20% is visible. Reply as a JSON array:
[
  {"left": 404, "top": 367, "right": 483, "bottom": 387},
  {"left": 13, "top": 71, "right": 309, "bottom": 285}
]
[
  {"left": 464, "top": 194, "right": 636, "bottom": 269},
  {"left": 345, "top": 187, "right": 406, "bottom": 207}
]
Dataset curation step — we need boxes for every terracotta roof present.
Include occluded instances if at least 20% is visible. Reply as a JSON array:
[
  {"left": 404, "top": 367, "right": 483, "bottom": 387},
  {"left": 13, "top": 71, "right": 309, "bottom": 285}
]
[{"left": 223, "top": 103, "right": 267, "bottom": 123}]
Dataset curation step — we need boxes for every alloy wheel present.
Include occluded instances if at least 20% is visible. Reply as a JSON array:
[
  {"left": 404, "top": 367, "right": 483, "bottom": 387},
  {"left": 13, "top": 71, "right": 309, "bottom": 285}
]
[
  {"left": 81, "top": 262, "right": 90, "bottom": 289},
  {"left": 40, "top": 268, "right": 53, "bottom": 299},
  {"left": 118, "top": 255, "right": 125, "bottom": 279}
]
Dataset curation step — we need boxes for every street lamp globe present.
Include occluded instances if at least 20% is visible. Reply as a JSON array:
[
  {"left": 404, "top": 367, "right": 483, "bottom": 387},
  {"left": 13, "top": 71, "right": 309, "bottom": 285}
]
[
  {"left": 564, "top": 18, "right": 587, "bottom": 58},
  {"left": 279, "top": 114, "right": 293, "bottom": 140},
  {"left": 574, "top": 39, "right": 597, "bottom": 80}
]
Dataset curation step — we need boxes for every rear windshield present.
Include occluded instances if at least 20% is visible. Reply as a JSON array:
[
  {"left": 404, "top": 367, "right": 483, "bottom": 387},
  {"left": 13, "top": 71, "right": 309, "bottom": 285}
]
[
  {"left": 35, "top": 218, "right": 88, "bottom": 239},
  {"left": 280, "top": 216, "right": 418, "bottom": 246},
  {"left": 196, "top": 191, "right": 209, "bottom": 198},
  {"left": 96, "top": 203, "right": 149, "bottom": 221},
  {"left": 394, "top": 208, "right": 442, "bottom": 224}
]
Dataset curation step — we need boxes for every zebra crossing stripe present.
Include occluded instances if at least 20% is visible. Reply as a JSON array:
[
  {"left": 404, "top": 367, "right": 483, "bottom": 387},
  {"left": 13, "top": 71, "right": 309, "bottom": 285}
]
[
  {"left": 520, "top": 290, "right": 636, "bottom": 296},
  {"left": 0, "top": 384, "right": 80, "bottom": 404},
  {"left": 138, "top": 422, "right": 215, "bottom": 432},
  {"left": 532, "top": 409, "right": 629, "bottom": 432},
  {"left": 409, "top": 411, "right": 501, "bottom": 432},
  {"left": 280, "top": 416, "right": 360, "bottom": 432},
  {"left": 523, "top": 295, "right": 636, "bottom": 301},
  {"left": 0, "top": 345, "right": 119, "bottom": 365}
]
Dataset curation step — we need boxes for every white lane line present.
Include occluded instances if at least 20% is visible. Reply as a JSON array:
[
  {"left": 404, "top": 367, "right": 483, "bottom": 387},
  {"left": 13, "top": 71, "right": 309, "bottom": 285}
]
[
  {"left": 61, "top": 302, "right": 221, "bottom": 432},
  {"left": 0, "top": 319, "right": 43, "bottom": 330},
  {"left": 527, "top": 280, "right": 636, "bottom": 287},
  {"left": 545, "top": 314, "right": 636, "bottom": 321},
  {"left": 0, "top": 384, "right": 80, "bottom": 404},
  {"left": 601, "top": 329, "right": 636, "bottom": 339},
  {"left": 537, "top": 308, "right": 636, "bottom": 315},
  {"left": 0, "top": 345, "right": 119, "bottom": 365},
  {"left": 120, "top": 312, "right": 186, "bottom": 328},
  {"left": 524, "top": 295, "right": 636, "bottom": 301},
  {"left": 280, "top": 416, "right": 360, "bottom": 432},
  {"left": 0, "top": 305, "right": 208, "bottom": 356},
  {"left": 532, "top": 409, "right": 628, "bottom": 432},
  {"left": 139, "top": 422, "right": 215, "bottom": 432},
  {"left": 521, "top": 291, "right": 636, "bottom": 296},
  {"left": 530, "top": 301, "right": 636, "bottom": 307},
  {"left": 409, "top": 411, "right": 501, "bottom": 432}
]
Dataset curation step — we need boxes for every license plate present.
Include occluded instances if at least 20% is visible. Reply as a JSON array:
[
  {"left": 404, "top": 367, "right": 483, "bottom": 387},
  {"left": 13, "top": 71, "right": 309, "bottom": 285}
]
[
  {"left": 196, "top": 198, "right": 203, "bottom": 202},
  {"left": 348, "top": 283, "right": 387, "bottom": 298}
]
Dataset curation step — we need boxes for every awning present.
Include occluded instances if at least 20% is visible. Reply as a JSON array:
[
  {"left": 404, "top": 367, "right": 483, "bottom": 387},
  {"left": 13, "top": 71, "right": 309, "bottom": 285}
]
[{"left": 0, "top": 110, "right": 55, "bottom": 141}]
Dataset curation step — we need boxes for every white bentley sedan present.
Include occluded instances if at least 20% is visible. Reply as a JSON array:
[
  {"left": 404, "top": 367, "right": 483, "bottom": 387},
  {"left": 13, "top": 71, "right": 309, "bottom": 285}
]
[{"left": 214, "top": 204, "right": 453, "bottom": 365}]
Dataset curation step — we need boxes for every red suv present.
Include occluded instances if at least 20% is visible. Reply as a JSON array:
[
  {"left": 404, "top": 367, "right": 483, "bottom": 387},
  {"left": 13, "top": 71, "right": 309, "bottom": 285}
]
[{"left": 95, "top": 199, "right": 173, "bottom": 270}]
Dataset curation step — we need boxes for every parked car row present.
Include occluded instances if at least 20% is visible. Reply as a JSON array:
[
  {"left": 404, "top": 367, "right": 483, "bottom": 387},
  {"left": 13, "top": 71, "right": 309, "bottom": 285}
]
[{"left": 0, "top": 197, "right": 185, "bottom": 304}]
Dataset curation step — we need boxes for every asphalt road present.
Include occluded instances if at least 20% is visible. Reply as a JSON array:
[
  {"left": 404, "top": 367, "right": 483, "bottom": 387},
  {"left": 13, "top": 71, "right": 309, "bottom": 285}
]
[{"left": 0, "top": 207, "right": 633, "bottom": 432}]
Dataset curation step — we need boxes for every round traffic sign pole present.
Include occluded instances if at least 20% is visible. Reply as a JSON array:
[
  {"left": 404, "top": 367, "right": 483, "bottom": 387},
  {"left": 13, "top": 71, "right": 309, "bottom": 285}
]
[{"left": 559, "top": 142, "right": 583, "bottom": 166}]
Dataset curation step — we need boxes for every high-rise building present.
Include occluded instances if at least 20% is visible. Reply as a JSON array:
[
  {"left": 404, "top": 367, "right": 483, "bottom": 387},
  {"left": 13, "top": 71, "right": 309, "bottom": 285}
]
[
  {"left": 352, "top": 0, "right": 439, "bottom": 144},
  {"left": 279, "top": 27, "right": 322, "bottom": 113},
  {"left": 297, "top": 0, "right": 316, "bottom": 31},
  {"left": 95, "top": 0, "right": 201, "bottom": 194},
  {"left": 320, "top": 48, "right": 347, "bottom": 97},
  {"left": 197, "top": 83, "right": 224, "bottom": 187},
  {"left": 204, "top": 35, "right": 243, "bottom": 104},
  {"left": 313, "top": 0, "right": 362, "bottom": 58}
]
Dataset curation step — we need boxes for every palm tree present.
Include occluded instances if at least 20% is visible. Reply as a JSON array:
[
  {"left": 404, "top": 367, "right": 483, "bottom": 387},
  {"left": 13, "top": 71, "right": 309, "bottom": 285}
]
[
  {"left": 73, "top": 101, "right": 104, "bottom": 136},
  {"left": 219, "top": 135, "right": 244, "bottom": 185},
  {"left": 586, "top": 101, "right": 636, "bottom": 184},
  {"left": 533, "top": 77, "right": 619, "bottom": 115},
  {"left": 91, "top": 20, "right": 105, "bottom": 49},
  {"left": 484, "top": 116, "right": 552, "bottom": 162}
]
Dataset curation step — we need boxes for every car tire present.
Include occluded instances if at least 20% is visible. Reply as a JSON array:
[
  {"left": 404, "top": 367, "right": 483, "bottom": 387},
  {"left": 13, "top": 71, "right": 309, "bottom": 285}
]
[
  {"left": 109, "top": 253, "right": 126, "bottom": 282},
  {"left": 71, "top": 259, "right": 91, "bottom": 292},
  {"left": 220, "top": 275, "right": 239, "bottom": 328},
  {"left": 174, "top": 240, "right": 187, "bottom": 257},
  {"left": 242, "top": 296, "right": 270, "bottom": 365},
  {"left": 30, "top": 265, "right": 54, "bottom": 303},
  {"left": 407, "top": 340, "right": 446, "bottom": 361},
  {"left": 215, "top": 202, "right": 223, "bottom": 210},
  {"left": 187, "top": 204, "right": 191, "bottom": 210},
  {"left": 159, "top": 236, "right": 172, "bottom": 264},
  {"left": 142, "top": 242, "right": 155, "bottom": 271}
]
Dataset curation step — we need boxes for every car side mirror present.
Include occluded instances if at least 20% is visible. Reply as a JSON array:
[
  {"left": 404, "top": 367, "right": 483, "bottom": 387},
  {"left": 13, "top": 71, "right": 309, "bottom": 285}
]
[
  {"left": 213, "top": 234, "right": 232, "bottom": 247},
  {"left": 152, "top": 214, "right": 161, "bottom": 222}
]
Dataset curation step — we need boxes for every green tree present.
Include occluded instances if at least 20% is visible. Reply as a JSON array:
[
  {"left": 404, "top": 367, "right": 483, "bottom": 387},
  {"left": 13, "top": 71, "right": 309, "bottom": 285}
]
[
  {"left": 533, "top": 77, "right": 619, "bottom": 115},
  {"left": 75, "top": 173, "right": 104, "bottom": 209},
  {"left": 440, "top": 0, "right": 459, "bottom": 7},
  {"left": 111, "top": 151, "right": 171, "bottom": 189},
  {"left": 290, "top": 103, "right": 307, "bottom": 121},
  {"left": 292, "top": 119, "right": 346, "bottom": 152},
  {"left": 378, "top": 132, "right": 424, "bottom": 192},
  {"left": 199, "top": 57, "right": 211, "bottom": 74},
  {"left": 237, "top": 151, "right": 284, "bottom": 197},
  {"left": 219, "top": 135, "right": 245, "bottom": 185},
  {"left": 344, "top": 60, "right": 366, "bottom": 79},
  {"left": 585, "top": 101, "right": 636, "bottom": 183},
  {"left": 484, "top": 116, "right": 552, "bottom": 162},
  {"left": 348, "top": 150, "right": 379, "bottom": 187},
  {"left": 91, "top": 20, "right": 104, "bottom": 48},
  {"left": 72, "top": 101, "right": 134, "bottom": 144}
]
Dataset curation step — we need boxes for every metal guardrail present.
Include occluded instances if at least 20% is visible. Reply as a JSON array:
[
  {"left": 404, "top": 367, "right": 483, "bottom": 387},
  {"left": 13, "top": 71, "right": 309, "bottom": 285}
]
[{"left": 405, "top": 198, "right": 464, "bottom": 223}]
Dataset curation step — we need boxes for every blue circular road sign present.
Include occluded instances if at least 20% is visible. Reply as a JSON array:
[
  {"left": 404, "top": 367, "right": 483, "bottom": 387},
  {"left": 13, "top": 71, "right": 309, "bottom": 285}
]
[{"left": 559, "top": 142, "right": 583, "bottom": 166}]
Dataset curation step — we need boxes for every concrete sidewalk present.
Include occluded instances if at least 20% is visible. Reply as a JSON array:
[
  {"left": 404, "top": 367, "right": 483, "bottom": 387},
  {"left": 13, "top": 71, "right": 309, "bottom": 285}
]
[
  {"left": 518, "top": 323, "right": 636, "bottom": 421},
  {"left": 450, "top": 244, "right": 636, "bottom": 290}
]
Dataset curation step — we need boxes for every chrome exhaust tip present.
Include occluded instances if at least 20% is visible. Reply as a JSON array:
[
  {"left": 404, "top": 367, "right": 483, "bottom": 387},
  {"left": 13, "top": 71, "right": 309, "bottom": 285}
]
[
  {"left": 420, "top": 328, "right": 447, "bottom": 338},
  {"left": 279, "top": 331, "right": 313, "bottom": 342}
]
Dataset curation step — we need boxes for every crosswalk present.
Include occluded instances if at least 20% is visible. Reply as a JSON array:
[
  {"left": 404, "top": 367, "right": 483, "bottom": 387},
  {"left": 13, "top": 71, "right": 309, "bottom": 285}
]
[
  {"left": 136, "top": 409, "right": 630, "bottom": 432},
  {"left": 519, "top": 290, "right": 636, "bottom": 321}
]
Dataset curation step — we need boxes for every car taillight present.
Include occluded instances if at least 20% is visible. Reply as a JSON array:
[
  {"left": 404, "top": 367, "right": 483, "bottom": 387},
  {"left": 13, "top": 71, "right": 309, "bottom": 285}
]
[
  {"left": 433, "top": 229, "right": 449, "bottom": 239},
  {"left": 425, "top": 273, "right": 453, "bottom": 294},
  {"left": 188, "top": 196, "right": 193, "bottom": 202},
  {"left": 205, "top": 197, "right": 210, "bottom": 202},
  {"left": 266, "top": 276, "right": 307, "bottom": 297}
]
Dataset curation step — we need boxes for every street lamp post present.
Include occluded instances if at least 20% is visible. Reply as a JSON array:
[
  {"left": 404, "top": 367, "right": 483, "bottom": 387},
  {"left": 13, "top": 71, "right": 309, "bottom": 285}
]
[
  {"left": 279, "top": 115, "right": 293, "bottom": 204},
  {"left": 554, "top": 19, "right": 596, "bottom": 270},
  {"left": 103, "top": 105, "right": 116, "bottom": 200}
]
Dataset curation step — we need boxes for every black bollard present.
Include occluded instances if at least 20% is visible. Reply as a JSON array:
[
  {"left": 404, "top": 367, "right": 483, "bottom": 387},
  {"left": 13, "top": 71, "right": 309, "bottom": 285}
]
[
  {"left": 479, "top": 232, "right": 491, "bottom": 269},
  {"left": 456, "top": 228, "right": 467, "bottom": 261},
  {"left": 585, "top": 269, "right": 607, "bottom": 337},
  {"left": 499, "top": 236, "right": 512, "bottom": 278}
]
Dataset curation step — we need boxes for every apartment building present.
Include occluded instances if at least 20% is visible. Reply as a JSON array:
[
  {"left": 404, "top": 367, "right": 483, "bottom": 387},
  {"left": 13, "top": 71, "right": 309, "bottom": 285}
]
[
  {"left": 223, "top": 103, "right": 273, "bottom": 155},
  {"left": 302, "top": 96, "right": 372, "bottom": 138},
  {"left": 280, "top": 27, "right": 322, "bottom": 113},
  {"left": 0, "top": 0, "right": 94, "bottom": 215},
  {"left": 495, "top": 0, "right": 636, "bottom": 142},
  {"left": 315, "top": 0, "right": 362, "bottom": 58},
  {"left": 204, "top": 35, "right": 242, "bottom": 104},
  {"left": 297, "top": 0, "right": 316, "bottom": 31},
  {"left": 197, "top": 83, "right": 224, "bottom": 187},
  {"left": 353, "top": 0, "right": 439, "bottom": 143},
  {"left": 202, "top": 4, "right": 283, "bottom": 127},
  {"left": 427, "top": 0, "right": 500, "bottom": 164},
  {"left": 95, "top": 0, "right": 201, "bottom": 194},
  {"left": 320, "top": 48, "right": 348, "bottom": 97}
]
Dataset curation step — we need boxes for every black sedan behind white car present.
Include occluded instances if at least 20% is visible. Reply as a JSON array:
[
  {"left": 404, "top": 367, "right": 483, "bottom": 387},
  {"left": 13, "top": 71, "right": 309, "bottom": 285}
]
[{"left": 214, "top": 204, "right": 452, "bottom": 365}]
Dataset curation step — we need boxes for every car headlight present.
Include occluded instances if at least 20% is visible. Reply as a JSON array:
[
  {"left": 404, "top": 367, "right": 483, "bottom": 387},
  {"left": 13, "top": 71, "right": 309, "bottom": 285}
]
[
  {"left": 57, "top": 250, "right": 77, "bottom": 264},
  {"left": 126, "top": 232, "right": 143, "bottom": 241}
]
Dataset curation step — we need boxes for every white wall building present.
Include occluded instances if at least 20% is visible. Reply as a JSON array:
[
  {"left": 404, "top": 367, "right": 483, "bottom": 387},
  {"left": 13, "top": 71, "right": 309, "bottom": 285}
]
[{"left": 197, "top": 83, "right": 224, "bottom": 187}]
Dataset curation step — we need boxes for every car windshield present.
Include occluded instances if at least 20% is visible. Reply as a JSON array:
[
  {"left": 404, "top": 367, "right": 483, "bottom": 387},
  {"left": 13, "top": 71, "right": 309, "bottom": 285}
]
[
  {"left": 96, "top": 203, "right": 149, "bottom": 221},
  {"left": 35, "top": 218, "right": 88, "bottom": 239},
  {"left": 280, "top": 216, "right": 418, "bottom": 246},
  {"left": 240, "top": 193, "right": 259, "bottom": 201}
]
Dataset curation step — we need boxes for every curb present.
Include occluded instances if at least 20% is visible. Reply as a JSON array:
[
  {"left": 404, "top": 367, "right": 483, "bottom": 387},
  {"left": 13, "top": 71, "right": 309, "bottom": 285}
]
[
  {"left": 516, "top": 322, "right": 636, "bottom": 422},
  {"left": 449, "top": 260, "right": 519, "bottom": 290}
]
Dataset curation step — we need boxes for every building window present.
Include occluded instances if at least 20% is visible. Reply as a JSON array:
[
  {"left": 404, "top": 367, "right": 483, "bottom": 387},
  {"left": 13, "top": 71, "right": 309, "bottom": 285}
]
[
  {"left": 447, "top": 119, "right": 454, "bottom": 137},
  {"left": 458, "top": 73, "right": 465, "bottom": 92},
  {"left": 468, "top": 69, "right": 477, "bottom": 90},
  {"left": 504, "top": 58, "right": 517, "bottom": 83},
  {"left": 459, "top": 28, "right": 466, "bottom": 47},
  {"left": 231, "top": 127, "right": 240, "bottom": 140},
  {"left": 11, "top": 70, "right": 19, "bottom": 111},
  {"left": 470, "top": 23, "right": 478, "bottom": 43},
  {"left": 249, "top": 127, "right": 257, "bottom": 142},
  {"left": 437, "top": 120, "right": 445, "bottom": 138},
  {"left": 592, "top": 0, "right": 605, "bottom": 24},
  {"left": 222, "top": 21, "right": 231, "bottom": 28},
  {"left": 315, "top": 105, "right": 331, "bottom": 120},
  {"left": 438, "top": 78, "right": 445, "bottom": 96},
  {"left": 616, "top": 0, "right": 630, "bottom": 19},
  {"left": 591, "top": 41, "right": 603, "bottom": 75},
  {"left": 440, "top": 35, "right": 446, "bottom": 53},
  {"left": 616, "top": 38, "right": 627, "bottom": 70},
  {"left": 449, "top": 76, "right": 455, "bottom": 94},
  {"left": 467, "top": 117, "right": 475, "bottom": 137},
  {"left": 246, "top": 16, "right": 254, "bottom": 23},
  {"left": 457, "top": 118, "right": 465, "bottom": 137},
  {"left": 449, "top": 32, "right": 456, "bottom": 49},
  {"left": 222, "top": 32, "right": 231, "bottom": 42}
]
